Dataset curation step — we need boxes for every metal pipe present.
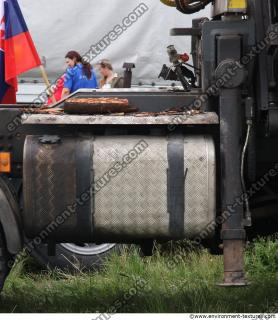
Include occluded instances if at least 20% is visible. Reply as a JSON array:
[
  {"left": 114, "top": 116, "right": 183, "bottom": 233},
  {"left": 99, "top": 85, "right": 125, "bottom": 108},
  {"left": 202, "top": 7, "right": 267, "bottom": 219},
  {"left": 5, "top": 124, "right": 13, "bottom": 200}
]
[
  {"left": 160, "top": 0, "right": 212, "bottom": 13},
  {"left": 175, "top": 0, "right": 212, "bottom": 14},
  {"left": 160, "top": 0, "right": 176, "bottom": 7},
  {"left": 219, "top": 88, "right": 247, "bottom": 286}
]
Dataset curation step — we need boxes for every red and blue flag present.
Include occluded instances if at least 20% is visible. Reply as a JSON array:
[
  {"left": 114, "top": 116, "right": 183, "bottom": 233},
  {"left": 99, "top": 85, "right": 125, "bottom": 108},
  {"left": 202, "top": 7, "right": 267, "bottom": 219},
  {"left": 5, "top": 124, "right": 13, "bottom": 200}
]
[{"left": 0, "top": 0, "right": 41, "bottom": 104}]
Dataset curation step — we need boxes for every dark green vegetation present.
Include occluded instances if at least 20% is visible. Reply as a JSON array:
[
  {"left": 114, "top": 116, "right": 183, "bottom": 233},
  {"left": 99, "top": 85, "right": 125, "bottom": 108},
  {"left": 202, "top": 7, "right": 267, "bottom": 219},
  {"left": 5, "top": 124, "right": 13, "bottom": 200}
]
[{"left": 0, "top": 236, "right": 277, "bottom": 313}]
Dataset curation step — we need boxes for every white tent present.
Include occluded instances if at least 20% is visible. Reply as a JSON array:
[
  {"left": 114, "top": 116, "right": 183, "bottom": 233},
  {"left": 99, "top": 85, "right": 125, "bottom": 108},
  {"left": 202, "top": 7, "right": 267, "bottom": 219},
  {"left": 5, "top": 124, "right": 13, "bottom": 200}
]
[{"left": 19, "top": 0, "right": 211, "bottom": 85}]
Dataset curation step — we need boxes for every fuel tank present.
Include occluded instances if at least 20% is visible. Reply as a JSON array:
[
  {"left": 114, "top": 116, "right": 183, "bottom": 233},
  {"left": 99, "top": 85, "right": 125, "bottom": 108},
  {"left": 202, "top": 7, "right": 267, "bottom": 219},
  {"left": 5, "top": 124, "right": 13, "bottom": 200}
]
[{"left": 23, "top": 135, "right": 216, "bottom": 243}]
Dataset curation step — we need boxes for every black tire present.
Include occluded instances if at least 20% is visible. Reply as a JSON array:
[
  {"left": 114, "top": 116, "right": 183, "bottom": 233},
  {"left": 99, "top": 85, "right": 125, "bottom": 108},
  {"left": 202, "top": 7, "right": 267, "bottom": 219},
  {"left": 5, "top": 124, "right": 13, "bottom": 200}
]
[
  {"left": 0, "top": 226, "right": 10, "bottom": 292},
  {"left": 30, "top": 242, "right": 120, "bottom": 272}
]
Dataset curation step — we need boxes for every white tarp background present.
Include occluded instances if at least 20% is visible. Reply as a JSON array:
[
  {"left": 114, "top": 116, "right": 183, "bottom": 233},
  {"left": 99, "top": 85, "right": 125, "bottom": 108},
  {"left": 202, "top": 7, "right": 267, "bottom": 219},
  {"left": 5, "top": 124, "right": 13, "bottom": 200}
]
[{"left": 18, "top": 0, "right": 211, "bottom": 85}]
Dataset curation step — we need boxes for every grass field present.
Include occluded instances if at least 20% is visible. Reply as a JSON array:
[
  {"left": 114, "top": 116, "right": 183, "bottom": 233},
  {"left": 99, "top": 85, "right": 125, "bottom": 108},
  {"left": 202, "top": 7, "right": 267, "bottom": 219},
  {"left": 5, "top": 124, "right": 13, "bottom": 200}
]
[{"left": 0, "top": 236, "right": 277, "bottom": 313}]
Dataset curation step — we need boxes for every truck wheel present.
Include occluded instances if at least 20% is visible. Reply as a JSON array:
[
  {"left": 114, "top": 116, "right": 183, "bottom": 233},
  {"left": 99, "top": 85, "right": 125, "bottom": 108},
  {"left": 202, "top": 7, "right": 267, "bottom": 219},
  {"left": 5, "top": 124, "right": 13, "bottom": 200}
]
[
  {"left": 31, "top": 243, "right": 119, "bottom": 272},
  {"left": 0, "top": 226, "right": 10, "bottom": 292}
]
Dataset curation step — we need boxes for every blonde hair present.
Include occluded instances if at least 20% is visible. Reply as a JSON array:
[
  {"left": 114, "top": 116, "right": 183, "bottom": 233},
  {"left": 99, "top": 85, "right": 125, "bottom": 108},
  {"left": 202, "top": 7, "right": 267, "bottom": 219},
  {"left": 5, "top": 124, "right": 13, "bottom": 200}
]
[{"left": 99, "top": 59, "right": 113, "bottom": 71}]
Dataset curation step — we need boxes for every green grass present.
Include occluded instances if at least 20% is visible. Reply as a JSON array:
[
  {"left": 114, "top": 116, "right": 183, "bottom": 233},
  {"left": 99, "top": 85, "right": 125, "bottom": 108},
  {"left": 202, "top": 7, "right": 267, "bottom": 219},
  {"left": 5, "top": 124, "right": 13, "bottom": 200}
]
[{"left": 0, "top": 236, "right": 278, "bottom": 313}]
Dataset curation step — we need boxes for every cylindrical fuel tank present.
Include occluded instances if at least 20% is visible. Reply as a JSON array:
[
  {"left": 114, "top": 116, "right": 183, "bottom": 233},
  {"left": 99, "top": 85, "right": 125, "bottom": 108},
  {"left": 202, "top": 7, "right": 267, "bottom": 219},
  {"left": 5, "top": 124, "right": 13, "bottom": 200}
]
[{"left": 23, "top": 135, "right": 216, "bottom": 243}]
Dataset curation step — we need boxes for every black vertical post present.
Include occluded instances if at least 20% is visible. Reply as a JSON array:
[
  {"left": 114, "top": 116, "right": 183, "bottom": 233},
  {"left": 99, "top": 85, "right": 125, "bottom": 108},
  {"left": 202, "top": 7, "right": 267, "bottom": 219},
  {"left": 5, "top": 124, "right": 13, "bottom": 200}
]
[
  {"left": 219, "top": 89, "right": 247, "bottom": 286},
  {"left": 123, "top": 63, "right": 135, "bottom": 88},
  {"left": 217, "top": 35, "right": 247, "bottom": 286}
]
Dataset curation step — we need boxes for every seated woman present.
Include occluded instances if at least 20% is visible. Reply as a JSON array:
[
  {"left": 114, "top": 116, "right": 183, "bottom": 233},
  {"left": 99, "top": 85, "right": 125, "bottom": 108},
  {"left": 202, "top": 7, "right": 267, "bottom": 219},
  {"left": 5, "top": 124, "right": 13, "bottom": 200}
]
[
  {"left": 62, "top": 51, "right": 98, "bottom": 98},
  {"left": 97, "top": 60, "right": 124, "bottom": 89}
]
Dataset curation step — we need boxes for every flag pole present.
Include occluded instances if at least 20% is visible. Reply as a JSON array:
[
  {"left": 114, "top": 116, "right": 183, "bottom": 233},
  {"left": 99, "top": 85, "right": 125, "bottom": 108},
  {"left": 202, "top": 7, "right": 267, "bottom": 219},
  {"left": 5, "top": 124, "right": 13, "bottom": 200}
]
[{"left": 39, "top": 65, "right": 57, "bottom": 104}]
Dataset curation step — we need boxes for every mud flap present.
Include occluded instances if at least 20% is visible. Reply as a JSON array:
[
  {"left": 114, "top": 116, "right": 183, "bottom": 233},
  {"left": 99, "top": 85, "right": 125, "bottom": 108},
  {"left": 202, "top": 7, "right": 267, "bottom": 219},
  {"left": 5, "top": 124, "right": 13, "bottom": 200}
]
[{"left": 0, "top": 177, "right": 22, "bottom": 255}]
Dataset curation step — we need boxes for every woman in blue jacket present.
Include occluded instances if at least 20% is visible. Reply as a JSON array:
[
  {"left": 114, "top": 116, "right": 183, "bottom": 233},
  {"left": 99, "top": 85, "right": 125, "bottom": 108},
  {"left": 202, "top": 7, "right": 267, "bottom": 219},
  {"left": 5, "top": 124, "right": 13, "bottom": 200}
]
[{"left": 62, "top": 51, "right": 98, "bottom": 98}]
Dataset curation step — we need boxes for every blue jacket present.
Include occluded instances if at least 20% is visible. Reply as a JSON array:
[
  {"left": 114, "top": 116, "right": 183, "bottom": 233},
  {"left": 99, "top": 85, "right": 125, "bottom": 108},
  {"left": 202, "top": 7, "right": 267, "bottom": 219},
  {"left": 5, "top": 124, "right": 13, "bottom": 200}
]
[{"left": 64, "top": 63, "right": 98, "bottom": 93}]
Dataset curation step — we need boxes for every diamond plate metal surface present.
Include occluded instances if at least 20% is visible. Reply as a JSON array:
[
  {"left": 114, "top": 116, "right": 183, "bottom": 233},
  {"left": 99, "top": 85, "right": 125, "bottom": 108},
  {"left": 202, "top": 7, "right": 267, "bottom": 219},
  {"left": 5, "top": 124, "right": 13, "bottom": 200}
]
[
  {"left": 25, "top": 135, "right": 216, "bottom": 241},
  {"left": 93, "top": 136, "right": 169, "bottom": 239},
  {"left": 184, "top": 136, "right": 216, "bottom": 238},
  {"left": 94, "top": 135, "right": 216, "bottom": 239}
]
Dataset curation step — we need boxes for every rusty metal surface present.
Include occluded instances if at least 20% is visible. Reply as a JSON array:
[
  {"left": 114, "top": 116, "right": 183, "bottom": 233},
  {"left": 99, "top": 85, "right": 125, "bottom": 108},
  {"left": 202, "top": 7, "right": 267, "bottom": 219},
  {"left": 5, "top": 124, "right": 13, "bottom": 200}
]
[
  {"left": 23, "top": 107, "right": 64, "bottom": 115},
  {"left": 22, "top": 111, "right": 219, "bottom": 126},
  {"left": 64, "top": 97, "right": 137, "bottom": 115},
  {"left": 218, "top": 240, "right": 248, "bottom": 287}
]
